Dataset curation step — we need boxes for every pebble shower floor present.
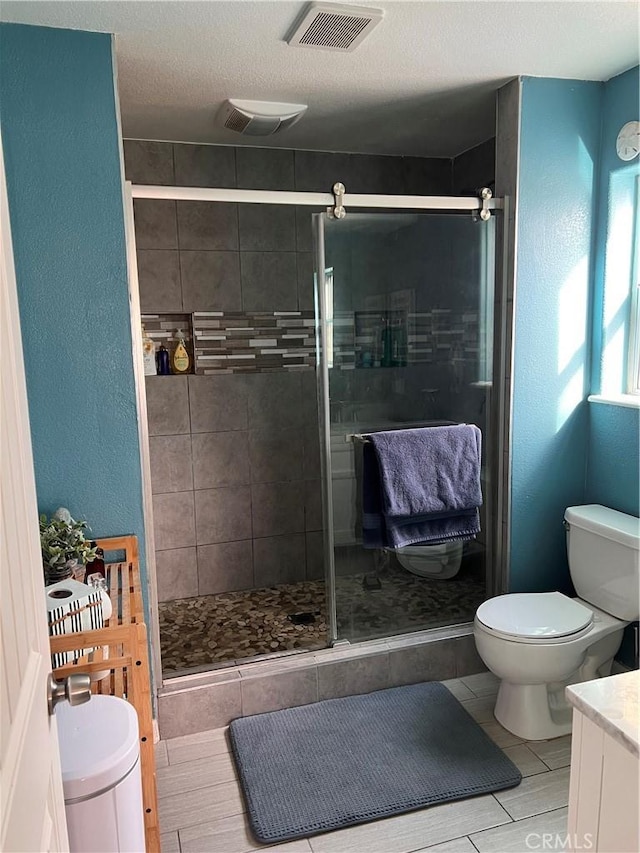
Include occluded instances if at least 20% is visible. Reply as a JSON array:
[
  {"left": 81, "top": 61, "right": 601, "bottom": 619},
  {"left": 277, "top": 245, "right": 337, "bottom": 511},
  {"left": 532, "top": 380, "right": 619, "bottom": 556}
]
[{"left": 159, "top": 559, "right": 485, "bottom": 675}]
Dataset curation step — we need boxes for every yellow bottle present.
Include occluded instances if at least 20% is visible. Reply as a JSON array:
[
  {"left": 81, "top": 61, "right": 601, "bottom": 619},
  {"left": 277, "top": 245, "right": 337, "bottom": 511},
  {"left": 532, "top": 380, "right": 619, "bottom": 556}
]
[{"left": 172, "top": 329, "right": 190, "bottom": 374}]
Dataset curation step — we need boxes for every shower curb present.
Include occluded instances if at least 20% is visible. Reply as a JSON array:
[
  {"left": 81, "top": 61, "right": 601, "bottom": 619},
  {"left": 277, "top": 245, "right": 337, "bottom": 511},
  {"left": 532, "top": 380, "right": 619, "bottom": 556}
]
[{"left": 157, "top": 623, "right": 487, "bottom": 739}]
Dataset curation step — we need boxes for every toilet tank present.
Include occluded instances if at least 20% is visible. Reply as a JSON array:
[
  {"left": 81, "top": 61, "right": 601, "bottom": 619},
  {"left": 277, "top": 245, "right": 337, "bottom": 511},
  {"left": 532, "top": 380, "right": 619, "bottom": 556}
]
[{"left": 565, "top": 505, "right": 640, "bottom": 621}]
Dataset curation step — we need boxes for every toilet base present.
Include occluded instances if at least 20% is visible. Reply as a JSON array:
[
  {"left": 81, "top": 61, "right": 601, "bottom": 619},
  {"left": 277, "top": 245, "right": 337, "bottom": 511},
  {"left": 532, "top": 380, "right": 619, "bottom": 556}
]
[
  {"left": 494, "top": 682, "right": 573, "bottom": 741},
  {"left": 475, "top": 613, "right": 626, "bottom": 741}
]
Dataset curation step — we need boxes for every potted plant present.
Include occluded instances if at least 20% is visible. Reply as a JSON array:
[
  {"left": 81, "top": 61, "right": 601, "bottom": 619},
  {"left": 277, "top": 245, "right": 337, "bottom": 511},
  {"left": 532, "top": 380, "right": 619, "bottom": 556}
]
[{"left": 40, "top": 507, "right": 97, "bottom": 585}]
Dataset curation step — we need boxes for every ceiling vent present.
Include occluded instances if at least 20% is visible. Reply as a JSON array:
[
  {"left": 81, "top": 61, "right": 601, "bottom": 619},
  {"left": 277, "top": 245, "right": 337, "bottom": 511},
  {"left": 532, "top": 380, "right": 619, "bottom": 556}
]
[
  {"left": 287, "top": 2, "right": 384, "bottom": 52},
  {"left": 216, "top": 99, "right": 308, "bottom": 136}
]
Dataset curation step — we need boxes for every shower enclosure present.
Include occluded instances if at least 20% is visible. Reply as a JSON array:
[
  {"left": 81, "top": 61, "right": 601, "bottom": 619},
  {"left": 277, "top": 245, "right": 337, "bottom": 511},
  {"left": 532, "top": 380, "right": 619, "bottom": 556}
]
[
  {"left": 313, "top": 210, "right": 497, "bottom": 645},
  {"left": 129, "top": 174, "right": 503, "bottom": 678}
]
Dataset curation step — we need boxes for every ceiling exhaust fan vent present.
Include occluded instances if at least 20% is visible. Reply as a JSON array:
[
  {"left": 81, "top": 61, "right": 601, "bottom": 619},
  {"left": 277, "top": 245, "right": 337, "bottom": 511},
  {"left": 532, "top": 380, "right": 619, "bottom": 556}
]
[
  {"left": 217, "top": 100, "right": 308, "bottom": 136},
  {"left": 288, "top": 2, "right": 383, "bottom": 52},
  {"left": 224, "top": 108, "right": 252, "bottom": 134}
]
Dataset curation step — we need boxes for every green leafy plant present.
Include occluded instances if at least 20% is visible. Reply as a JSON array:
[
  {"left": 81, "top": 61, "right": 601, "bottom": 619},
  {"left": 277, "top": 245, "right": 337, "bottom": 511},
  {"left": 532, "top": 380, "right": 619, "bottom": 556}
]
[{"left": 39, "top": 509, "right": 97, "bottom": 570}]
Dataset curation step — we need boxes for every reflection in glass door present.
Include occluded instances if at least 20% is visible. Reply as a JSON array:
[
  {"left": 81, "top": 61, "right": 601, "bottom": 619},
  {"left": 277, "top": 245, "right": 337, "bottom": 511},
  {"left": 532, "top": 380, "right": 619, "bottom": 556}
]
[{"left": 314, "top": 211, "right": 497, "bottom": 644}]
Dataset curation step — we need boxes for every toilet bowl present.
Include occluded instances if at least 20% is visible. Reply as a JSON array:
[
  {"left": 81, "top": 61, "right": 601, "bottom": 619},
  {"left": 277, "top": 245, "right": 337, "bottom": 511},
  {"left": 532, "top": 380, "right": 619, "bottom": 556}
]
[
  {"left": 474, "top": 593, "right": 625, "bottom": 739},
  {"left": 396, "top": 541, "right": 463, "bottom": 579},
  {"left": 473, "top": 505, "right": 639, "bottom": 741}
]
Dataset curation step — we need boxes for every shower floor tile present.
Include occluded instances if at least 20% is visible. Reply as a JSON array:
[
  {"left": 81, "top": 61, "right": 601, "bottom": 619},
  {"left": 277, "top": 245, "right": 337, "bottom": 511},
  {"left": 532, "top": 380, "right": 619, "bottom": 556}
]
[
  {"left": 335, "top": 557, "right": 486, "bottom": 643},
  {"left": 159, "top": 559, "right": 486, "bottom": 675},
  {"left": 159, "top": 583, "right": 328, "bottom": 675}
]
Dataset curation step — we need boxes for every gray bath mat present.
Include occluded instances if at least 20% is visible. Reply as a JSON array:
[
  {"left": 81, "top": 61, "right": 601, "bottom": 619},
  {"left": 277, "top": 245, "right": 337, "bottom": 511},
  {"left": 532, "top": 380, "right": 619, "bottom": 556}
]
[{"left": 229, "top": 680, "right": 521, "bottom": 843}]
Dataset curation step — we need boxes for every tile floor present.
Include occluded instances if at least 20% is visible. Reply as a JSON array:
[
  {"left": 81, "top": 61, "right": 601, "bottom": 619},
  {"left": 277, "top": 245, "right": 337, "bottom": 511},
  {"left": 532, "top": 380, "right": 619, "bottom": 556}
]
[{"left": 156, "top": 672, "right": 573, "bottom": 853}]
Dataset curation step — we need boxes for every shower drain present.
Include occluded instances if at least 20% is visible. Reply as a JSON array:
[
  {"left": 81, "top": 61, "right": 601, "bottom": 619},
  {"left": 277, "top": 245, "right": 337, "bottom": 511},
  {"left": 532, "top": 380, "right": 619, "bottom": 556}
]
[{"left": 287, "top": 611, "right": 319, "bottom": 625}]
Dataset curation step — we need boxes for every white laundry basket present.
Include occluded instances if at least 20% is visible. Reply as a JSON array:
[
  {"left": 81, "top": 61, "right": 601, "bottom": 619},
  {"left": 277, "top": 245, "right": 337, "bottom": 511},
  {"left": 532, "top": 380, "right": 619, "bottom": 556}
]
[{"left": 56, "top": 695, "right": 145, "bottom": 852}]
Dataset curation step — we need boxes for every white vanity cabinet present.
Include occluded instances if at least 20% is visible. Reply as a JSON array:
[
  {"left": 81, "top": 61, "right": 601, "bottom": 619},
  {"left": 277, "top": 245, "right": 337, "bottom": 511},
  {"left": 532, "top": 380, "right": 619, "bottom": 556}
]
[{"left": 566, "top": 671, "right": 639, "bottom": 853}]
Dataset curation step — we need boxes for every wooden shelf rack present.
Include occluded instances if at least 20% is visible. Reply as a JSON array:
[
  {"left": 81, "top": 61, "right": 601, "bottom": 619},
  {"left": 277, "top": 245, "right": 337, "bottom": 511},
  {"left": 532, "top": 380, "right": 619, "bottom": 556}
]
[{"left": 49, "top": 535, "right": 159, "bottom": 852}]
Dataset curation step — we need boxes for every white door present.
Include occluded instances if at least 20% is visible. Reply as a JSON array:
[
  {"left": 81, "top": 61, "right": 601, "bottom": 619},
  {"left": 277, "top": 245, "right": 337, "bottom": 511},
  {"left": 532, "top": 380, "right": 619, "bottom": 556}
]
[{"left": 0, "top": 139, "right": 69, "bottom": 851}]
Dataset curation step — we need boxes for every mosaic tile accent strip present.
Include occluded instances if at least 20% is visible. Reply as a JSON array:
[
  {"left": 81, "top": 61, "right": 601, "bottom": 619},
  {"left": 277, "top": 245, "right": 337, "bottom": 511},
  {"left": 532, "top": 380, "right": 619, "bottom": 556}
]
[
  {"left": 142, "top": 307, "right": 479, "bottom": 375},
  {"left": 332, "top": 309, "right": 480, "bottom": 369},
  {"left": 332, "top": 313, "right": 357, "bottom": 369},
  {"left": 193, "top": 311, "right": 316, "bottom": 374}
]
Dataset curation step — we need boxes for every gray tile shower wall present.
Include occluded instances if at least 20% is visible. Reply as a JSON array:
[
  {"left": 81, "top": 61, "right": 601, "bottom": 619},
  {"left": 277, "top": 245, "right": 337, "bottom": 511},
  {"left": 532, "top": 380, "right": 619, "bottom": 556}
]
[
  {"left": 143, "top": 365, "right": 320, "bottom": 599},
  {"left": 146, "top": 370, "right": 321, "bottom": 601},
  {"left": 126, "top": 141, "right": 452, "bottom": 602},
  {"left": 452, "top": 137, "right": 496, "bottom": 196}
]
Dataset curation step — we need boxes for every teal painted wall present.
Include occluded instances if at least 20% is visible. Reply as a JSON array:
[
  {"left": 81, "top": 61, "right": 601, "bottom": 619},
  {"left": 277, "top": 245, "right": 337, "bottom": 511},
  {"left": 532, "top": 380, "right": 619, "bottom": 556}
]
[
  {"left": 587, "top": 66, "right": 640, "bottom": 519},
  {"left": 0, "top": 25, "right": 146, "bottom": 578},
  {"left": 510, "top": 78, "right": 602, "bottom": 594}
]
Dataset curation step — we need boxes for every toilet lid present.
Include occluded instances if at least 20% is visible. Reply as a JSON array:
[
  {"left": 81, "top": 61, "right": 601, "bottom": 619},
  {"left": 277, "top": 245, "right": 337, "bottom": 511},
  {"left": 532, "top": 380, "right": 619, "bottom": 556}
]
[{"left": 476, "top": 592, "right": 593, "bottom": 639}]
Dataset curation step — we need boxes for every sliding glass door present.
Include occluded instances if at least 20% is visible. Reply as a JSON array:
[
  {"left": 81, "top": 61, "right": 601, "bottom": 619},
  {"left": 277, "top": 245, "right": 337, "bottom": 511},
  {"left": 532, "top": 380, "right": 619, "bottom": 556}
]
[{"left": 314, "top": 211, "right": 497, "bottom": 643}]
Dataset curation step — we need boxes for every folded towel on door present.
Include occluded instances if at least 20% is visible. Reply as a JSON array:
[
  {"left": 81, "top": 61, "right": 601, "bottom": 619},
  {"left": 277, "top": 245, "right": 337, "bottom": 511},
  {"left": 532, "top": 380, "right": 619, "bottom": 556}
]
[{"left": 362, "top": 425, "right": 482, "bottom": 549}]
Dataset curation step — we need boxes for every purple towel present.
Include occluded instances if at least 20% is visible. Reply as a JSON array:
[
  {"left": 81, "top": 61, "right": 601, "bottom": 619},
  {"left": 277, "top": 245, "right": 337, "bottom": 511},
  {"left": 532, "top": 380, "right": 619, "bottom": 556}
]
[{"left": 362, "top": 425, "right": 482, "bottom": 549}]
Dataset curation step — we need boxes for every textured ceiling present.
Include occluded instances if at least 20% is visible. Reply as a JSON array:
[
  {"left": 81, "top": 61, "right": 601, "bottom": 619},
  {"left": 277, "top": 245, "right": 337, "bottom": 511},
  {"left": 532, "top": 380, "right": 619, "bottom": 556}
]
[{"left": 1, "top": 1, "right": 638, "bottom": 157}]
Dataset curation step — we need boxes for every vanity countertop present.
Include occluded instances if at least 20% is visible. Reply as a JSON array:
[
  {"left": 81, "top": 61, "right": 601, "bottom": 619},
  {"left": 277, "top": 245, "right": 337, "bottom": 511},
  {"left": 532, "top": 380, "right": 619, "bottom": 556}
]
[{"left": 566, "top": 670, "right": 639, "bottom": 757}]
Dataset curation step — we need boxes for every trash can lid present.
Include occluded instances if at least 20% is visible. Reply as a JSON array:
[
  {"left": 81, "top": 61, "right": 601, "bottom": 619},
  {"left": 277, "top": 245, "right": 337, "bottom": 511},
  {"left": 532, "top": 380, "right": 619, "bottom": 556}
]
[{"left": 57, "top": 694, "right": 140, "bottom": 801}]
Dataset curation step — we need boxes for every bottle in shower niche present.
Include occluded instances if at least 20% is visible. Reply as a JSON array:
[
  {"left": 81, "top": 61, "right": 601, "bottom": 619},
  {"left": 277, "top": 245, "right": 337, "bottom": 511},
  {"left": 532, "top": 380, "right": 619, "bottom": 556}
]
[
  {"left": 391, "top": 318, "right": 408, "bottom": 367},
  {"left": 399, "top": 320, "right": 407, "bottom": 366},
  {"left": 380, "top": 316, "right": 393, "bottom": 367},
  {"left": 172, "top": 329, "right": 191, "bottom": 374},
  {"left": 156, "top": 343, "right": 171, "bottom": 375},
  {"left": 141, "top": 325, "right": 157, "bottom": 376}
]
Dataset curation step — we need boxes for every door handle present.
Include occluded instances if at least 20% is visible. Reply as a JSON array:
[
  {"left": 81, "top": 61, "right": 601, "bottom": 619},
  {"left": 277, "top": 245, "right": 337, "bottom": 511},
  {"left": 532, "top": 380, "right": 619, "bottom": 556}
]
[{"left": 47, "top": 672, "right": 91, "bottom": 715}]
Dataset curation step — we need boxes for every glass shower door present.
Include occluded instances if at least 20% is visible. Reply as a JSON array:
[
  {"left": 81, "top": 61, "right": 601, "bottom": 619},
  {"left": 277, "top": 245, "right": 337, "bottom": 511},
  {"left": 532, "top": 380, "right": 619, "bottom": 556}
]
[{"left": 313, "top": 211, "right": 496, "bottom": 644}]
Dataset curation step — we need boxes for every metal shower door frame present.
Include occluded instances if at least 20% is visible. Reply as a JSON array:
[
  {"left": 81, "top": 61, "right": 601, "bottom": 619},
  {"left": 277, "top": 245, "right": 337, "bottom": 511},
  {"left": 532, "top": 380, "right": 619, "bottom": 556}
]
[
  {"left": 312, "top": 214, "right": 339, "bottom": 643},
  {"left": 131, "top": 184, "right": 503, "bottom": 213}
]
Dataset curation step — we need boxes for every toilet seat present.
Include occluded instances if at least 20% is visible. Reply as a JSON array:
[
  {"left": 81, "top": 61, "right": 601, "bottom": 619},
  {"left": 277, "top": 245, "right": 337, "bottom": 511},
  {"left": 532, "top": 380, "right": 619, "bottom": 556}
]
[
  {"left": 398, "top": 543, "right": 452, "bottom": 557},
  {"left": 475, "top": 592, "right": 594, "bottom": 644}
]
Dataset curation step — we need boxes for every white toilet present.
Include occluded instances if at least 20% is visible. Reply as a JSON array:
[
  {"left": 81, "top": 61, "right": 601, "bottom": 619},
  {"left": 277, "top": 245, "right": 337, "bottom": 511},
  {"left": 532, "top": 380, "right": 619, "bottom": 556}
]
[
  {"left": 396, "top": 541, "right": 464, "bottom": 579},
  {"left": 474, "top": 504, "right": 639, "bottom": 741}
]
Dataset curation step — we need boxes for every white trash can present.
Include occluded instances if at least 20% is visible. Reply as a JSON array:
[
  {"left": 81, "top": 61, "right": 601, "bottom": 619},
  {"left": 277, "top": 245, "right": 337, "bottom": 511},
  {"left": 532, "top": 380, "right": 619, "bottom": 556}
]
[{"left": 56, "top": 694, "right": 146, "bottom": 852}]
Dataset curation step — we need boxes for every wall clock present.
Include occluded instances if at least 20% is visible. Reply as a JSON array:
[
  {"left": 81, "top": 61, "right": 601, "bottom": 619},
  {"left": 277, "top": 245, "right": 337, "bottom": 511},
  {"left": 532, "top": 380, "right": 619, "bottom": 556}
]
[{"left": 616, "top": 121, "right": 640, "bottom": 161}]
